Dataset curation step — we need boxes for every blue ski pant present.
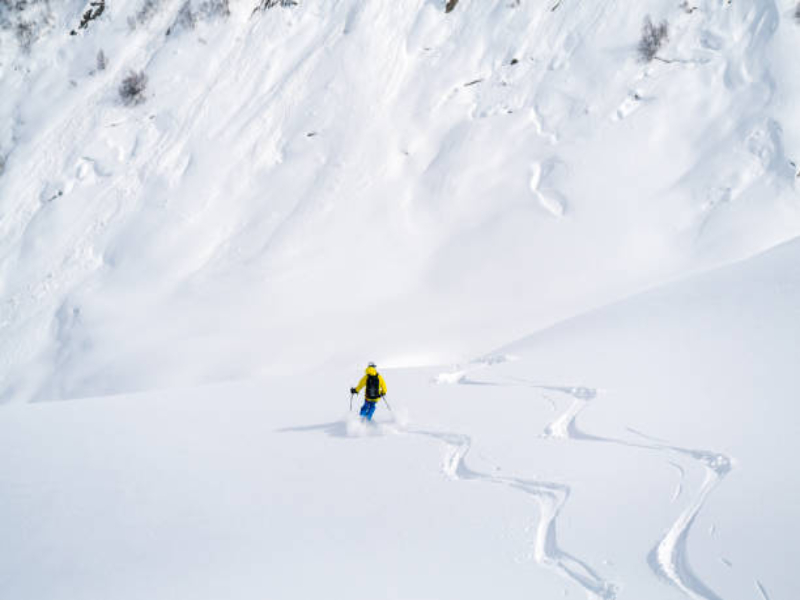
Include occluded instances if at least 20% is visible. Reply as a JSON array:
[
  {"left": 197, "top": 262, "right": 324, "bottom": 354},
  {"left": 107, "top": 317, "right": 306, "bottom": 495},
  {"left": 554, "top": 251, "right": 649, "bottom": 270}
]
[{"left": 360, "top": 400, "right": 378, "bottom": 420}]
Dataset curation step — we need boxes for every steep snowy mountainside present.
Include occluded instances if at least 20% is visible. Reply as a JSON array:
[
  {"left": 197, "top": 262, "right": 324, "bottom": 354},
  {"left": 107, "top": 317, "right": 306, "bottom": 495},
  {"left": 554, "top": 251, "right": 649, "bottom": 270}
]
[{"left": 1, "top": 0, "right": 799, "bottom": 402}]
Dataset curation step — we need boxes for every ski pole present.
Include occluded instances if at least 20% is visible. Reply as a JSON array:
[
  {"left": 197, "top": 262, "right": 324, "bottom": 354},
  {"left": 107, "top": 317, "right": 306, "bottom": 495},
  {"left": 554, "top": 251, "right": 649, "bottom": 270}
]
[
  {"left": 350, "top": 393, "right": 355, "bottom": 412},
  {"left": 382, "top": 395, "right": 393, "bottom": 413}
]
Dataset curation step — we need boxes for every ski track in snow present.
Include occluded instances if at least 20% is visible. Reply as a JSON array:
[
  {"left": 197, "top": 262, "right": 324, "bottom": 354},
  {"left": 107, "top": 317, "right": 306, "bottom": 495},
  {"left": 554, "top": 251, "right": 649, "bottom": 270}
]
[
  {"left": 453, "top": 371, "right": 736, "bottom": 600},
  {"left": 287, "top": 373, "right": 737, "bottom": 600},
  {"left": 281, "top": 412, "right": 616, "bottom": 599},
  {"left": 755, "top": 580, "right": 771, "bottom": 600},
  {"left": 408, "top": 427, "right": 618, "bottom": 600}
]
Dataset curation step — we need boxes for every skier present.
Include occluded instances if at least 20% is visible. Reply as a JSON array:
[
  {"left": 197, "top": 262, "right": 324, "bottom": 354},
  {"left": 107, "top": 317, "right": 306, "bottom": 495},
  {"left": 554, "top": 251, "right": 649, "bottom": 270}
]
[{"left": 350, "top": 362, "right": 387, "bottom": 421}]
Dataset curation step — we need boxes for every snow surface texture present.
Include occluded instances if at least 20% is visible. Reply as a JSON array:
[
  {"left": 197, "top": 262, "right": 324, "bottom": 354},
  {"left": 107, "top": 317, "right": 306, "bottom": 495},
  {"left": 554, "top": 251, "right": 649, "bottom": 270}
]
[
  {"left": 2, "top": 238, "right": 799, "bottom": 600},
  {"left": 1, "top": 1, "right": 799, "bottom": 599},
  {"left": 1, "top": 0, "right": 799, "bottom": 401}
]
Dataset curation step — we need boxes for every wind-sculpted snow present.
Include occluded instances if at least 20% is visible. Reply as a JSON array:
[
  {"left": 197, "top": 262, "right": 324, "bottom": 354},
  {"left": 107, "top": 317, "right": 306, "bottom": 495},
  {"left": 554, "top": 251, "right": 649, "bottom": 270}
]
[{"left": 1, "top": 0, "right": 800, "bottom": 401}]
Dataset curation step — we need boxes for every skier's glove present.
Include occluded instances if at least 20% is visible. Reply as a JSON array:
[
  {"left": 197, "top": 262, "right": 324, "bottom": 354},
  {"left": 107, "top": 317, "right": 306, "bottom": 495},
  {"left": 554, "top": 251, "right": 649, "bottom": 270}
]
[{"left": 350, "top": 387, "right": 357, "bottom": 395}]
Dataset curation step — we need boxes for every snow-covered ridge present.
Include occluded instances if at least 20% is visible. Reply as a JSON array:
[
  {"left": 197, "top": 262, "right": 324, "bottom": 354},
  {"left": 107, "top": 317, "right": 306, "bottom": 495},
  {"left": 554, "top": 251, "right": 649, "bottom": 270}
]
[{"left": 1, "top": 0, "right": 799, "bottom": 402}]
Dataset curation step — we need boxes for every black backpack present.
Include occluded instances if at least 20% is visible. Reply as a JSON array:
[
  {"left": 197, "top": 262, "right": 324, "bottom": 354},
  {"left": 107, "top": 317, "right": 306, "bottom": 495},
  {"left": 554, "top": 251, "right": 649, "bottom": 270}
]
[{"left": 365, "top": 373, "right": 381, "bottom": 399}]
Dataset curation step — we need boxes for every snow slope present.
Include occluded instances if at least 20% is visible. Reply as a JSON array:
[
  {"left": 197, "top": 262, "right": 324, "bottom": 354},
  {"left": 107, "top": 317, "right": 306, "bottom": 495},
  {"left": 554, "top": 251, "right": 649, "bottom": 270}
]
[
  {"left": 1, "top": 1, "right": 799, "bottom": 599},
  {"left": 1, "top": 0, "right": 799, "bottom": 401},
  {"left": 2, "top": 232, "right": 798, "bottom": 600}
]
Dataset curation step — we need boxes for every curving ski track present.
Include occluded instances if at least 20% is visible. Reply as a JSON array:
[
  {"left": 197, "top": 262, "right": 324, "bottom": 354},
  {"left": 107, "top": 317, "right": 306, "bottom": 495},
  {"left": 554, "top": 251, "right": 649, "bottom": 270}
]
[
  {"left": 491, "top": 377, "right": 734, "bottom": 600},
  {"left": 286, "top": 376, "right": 738, "bottom": 600},
  {"left": 408, "top": 427, "right": 618, "bottom": 600}
]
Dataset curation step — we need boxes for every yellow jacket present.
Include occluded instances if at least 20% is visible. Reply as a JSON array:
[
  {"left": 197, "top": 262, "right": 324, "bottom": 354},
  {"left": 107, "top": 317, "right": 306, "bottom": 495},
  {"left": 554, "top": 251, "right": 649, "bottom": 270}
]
[{"left": 355, "top": 366, "right": 387, "bottom": 401}]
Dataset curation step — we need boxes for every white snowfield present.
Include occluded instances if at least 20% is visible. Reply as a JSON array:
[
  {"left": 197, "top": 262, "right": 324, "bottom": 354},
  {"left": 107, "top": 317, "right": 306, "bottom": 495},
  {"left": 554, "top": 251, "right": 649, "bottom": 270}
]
[
  {"left": 2, "top": 236, "right": 799, "bottom": 600},
  {"left": 1, "top": 1, "right": 799, "bottom": 599}
]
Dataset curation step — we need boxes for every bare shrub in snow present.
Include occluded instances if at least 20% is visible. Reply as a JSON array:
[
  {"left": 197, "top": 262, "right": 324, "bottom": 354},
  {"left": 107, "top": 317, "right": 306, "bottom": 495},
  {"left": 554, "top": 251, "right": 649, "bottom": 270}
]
[
  {"left": 14, "top": 19, "right": 36, "bottom": 49},
  {"left": 166, "top": 1, "right": 195, "bottom": 34},
  {"left": 133, "top": 0, "right": 161, "bottom": 26},
  {"left": 445, "top": 0, "right": 459, "bottom": 13},
  {"left": 795, "top": 2, "right": 800, "bottom": 23},
  {"left": 96, "top": 49, "right": 107, "bottom": 71},
  {"left": 1, "top": 0, "right": 53, "bottom": 51},
  {"left": 70, "top": 0, "right": 104, "bottom": 35},
  {"left": 119, "top": 70, "right": 148, "bottom": 105},
  {"left": 254, "top": 0, "right": 298, "bottom": 10},
  {"left": 197, "top": 0, "right": 229, "bottom": 17},
  {"left": 166, "top": 0, "right": 229, "bottom": 35},
  {"left": 638, "top": 16, "right": 668, "bottom": 62}
]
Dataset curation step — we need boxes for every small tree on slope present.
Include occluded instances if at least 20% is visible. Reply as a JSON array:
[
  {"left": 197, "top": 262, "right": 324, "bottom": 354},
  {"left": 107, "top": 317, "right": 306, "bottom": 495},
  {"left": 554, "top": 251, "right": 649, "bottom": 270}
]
[
  {"left": 638, "top": 16, "right": 668, "bottom": 62},
  {"left": 119, "top": 71, "right": 148, "bottom": 106}
]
